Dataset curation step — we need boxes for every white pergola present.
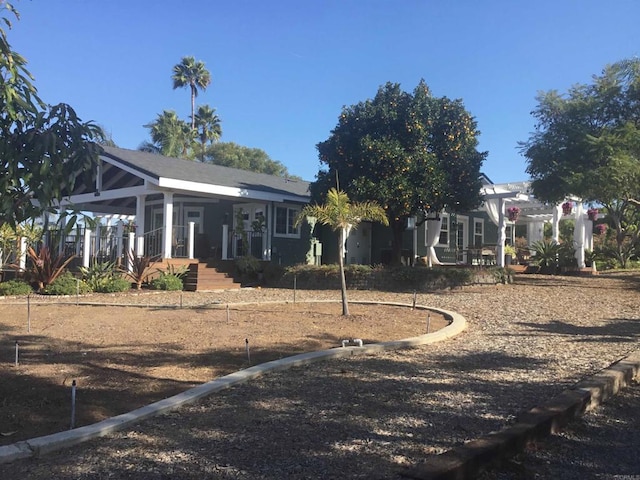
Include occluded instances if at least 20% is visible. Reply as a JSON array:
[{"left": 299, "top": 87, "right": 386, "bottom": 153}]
[{"left": 482, "top": 181, "right": 594, "bottom": 268}]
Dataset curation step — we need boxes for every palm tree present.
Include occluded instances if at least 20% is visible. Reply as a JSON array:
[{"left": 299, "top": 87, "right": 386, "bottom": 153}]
[
  {"left": 296, "top": 188, "right": 388, "bottom": 316},
  {"left": 172, "top": 56, "right": 211, "bottom": 129},
  {"left": 144, "top": 110, "right": 195, "bottom": 158},
  {"left": 194, "top": 104, "right": 222, "bottom": 161}
]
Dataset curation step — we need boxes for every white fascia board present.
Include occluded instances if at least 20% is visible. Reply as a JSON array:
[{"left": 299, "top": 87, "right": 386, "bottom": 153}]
[
  {"left": 100, "top": 155, "right": 160, "bottom": 186},
  {"left": 482, "top": 190, "right": 526, "bottom": 200},
  {"left": 157, "top": 177, "right": 309, "bottom": 203},
  {"left": 57, "top": 185, "right": 151, "bottom": 206}
]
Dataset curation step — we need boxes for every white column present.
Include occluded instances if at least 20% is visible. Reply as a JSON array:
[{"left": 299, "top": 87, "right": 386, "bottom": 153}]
[
  {"left": 412, "top": 216, "right": 418, "bottom": 266},
  {"left": 135, "top": 194, "right": 146, "bottom": 256},
  {"left": 136, "top": 195, "right": 146, "bottom": 231},
  {"left": 82, "top": 228, "right": 91, "bottom": 268},
  {"left": 162, "top": 192, "right": 174, "bottom": 259},
  {"left": 116, "top": 221, "right": 124, "bottom": 263},
  {"left": 574, "top": 202, "right": 586, "bottom": 268},
  {"left": 265, "top": 203, "right": 272, "bottom": 260},
  {"left": 222, "top": 224, "right": 229, "bottom": 259},
  {"left": 497, "top": 199, "right": 506, "bottom": 267},
  {"left": 586, "top": 220, "right": 594, "bottom": 251},
  {"left": 188, "top": 221, "right": 195, "bottom": 260},
  {"left": 552, "top": 204, "right": 561, "bottom": 243},
  {"left": 19, "top": 237, "right": 27, "bottom": 271}
]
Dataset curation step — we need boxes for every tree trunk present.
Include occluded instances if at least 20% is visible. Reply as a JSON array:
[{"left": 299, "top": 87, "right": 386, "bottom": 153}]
[
  {"left": 338, "top": 227, "right": 349, "bottom": 316},
  {"left": 190, "top": 86, "right": 196, "bottom": 130}
]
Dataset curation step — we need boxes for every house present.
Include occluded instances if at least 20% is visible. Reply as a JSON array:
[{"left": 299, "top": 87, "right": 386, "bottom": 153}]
[
  {"left": 5, "top": 147, "right": 593, "bottom": 278},
  {"left": 54, "top": 146, "right": 314, "bottom": 267}
]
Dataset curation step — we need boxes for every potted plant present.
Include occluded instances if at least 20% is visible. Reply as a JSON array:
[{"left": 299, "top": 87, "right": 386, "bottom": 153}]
[
  {"left": 507, "top": 206, "right": 520, "bottom": 222},
  {"left": 504, "top": 244, "right": 517, "bottom": 266},
  {"left": 562, "top": 201, "right": 573, "bottom": 216},
  {"left": 587, "top": 208, "right": 599, "bottom": 221},
  {"left": 595, "top": 224, "right": 608, "bottom": 235}
]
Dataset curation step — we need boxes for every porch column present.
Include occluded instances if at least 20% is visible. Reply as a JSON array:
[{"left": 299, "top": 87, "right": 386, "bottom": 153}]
[
  {"left": 552, "top": 204, "right": 561, "bottom": 243},
  {"left": 222, "top": 224, "right": 229, "bottom": 259},
  {"left": 116, "top": 221, "right": 125, "bottom": 264},
  {"left": 135, "top": 195, "right": 146, "bottom": 256},
  {"left": 162, "top": 192, "right": 174, "bottom": 259},
  {"left": 574, "top": 202, "right": 586, "bottom": 268},
  {"left": 497, "top": 199, "right": 506, "bottom": 267},
  {"left": 188, "top": 221, "right": 195, "bottom": 260},
  {"left": 82, "top": 228, "right": 91, "bottom": 268},
  {"left": 19, "top": 237, "right": 27, "bottom": 271},
  {"left": 585, "top": 220, "right": 594, "bottom": 251},
  {"left": 265, "top": 203, "right": 273, "bottom": 261}
]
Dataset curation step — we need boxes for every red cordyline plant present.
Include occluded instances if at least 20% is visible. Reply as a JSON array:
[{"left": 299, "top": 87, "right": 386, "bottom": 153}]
[
  {"left": 24, "top": 246, "right": 75, "bottom": 292},
  {"left": 587, "top": 208, "right": 599, "bottom": 221}
]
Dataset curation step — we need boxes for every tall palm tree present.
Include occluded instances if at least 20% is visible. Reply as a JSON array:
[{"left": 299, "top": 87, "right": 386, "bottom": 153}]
[
  {"left": 296, "top": 188, "right": 388, "bottom": 316},
  {"left": 194, "top": 104, "right": 222, "bottom": 161},
  {"left": 172, "top": 56, "right": 211, "bottom": 129},
  {"left": 144, "top": 110, "right": 195, "bottom": 158}
]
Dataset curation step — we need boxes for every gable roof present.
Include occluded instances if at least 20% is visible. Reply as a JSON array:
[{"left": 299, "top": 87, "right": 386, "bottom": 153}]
[{"left": 100, "top": 146, "right": 311, "bottom": 201}]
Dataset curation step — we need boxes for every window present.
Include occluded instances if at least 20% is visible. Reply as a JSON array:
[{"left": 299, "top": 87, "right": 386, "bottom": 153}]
[
  {"left": 424, "top": 214, "right": 449, "bottom": 247},
  {"left": 438, "top": 214, "right": 449, "bottom": 246},
  {"left": 474, "top": 218, "right": 484, "bottom": 247},
  {"left": 275, "top": 206, "right": 300, "bottom": 237}
]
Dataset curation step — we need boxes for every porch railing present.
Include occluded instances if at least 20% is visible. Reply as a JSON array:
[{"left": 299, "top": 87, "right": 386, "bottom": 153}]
[{"left": 229, "top": 230, "right": 264, "bottom": 258}]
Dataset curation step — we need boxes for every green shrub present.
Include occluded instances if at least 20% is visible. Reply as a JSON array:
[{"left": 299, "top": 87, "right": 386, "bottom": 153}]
[
  {"left": 97, "top": 276, "right": 131, "bottom": 293},
  {"left": 262, "top": 261, "right": 286, "bottom": 286},
  {"left": 0, "top": 279, "right": 33, "bottom": 296},
  {"left": 235, "top": 255, "right": 261, "bottom": 276},
  {"left": 150, "top": 273, "right": 183, "bottom": 291},
  {"left": 43, "top": 272, "right": 91, "bottom": 295}
]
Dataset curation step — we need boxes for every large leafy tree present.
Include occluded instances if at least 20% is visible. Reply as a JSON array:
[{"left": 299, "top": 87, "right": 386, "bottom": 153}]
[
  {"left": 0, "top": 3, "right": 103, "bottom": 229},
  {"left": 313, "top": 81, "right": 486, "bottom": 264},
  {"left": 142, "top": 110, "right": 195, "bottom": 158},
  {"left": 522, "top": 59, "right": 640, "bottom": 265},
  {"left": 172, "top": 56, "right": 211, "bottom": 129},
  {"left": 296, "top": 188, "right": 388, "bottom": 316},
  {"left": 205, "top": 142, "right": 299, "bottom": 178},
  {"left": 194, "top": 104, "right": 222, "bottom": 161}
]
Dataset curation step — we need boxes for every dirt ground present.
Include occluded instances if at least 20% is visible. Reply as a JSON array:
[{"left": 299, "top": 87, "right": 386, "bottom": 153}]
[{"left": 0, "top": 298, "right": 446, "bottom": 445}]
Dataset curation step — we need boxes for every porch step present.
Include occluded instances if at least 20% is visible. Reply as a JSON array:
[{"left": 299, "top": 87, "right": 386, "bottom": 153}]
[{"left": 184, "top": 262, "right": 240, "bottom": 292}]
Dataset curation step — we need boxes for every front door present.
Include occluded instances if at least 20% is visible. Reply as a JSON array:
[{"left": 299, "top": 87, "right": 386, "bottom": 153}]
[{"left": 456, "top": 216, "right": 469, "bottom": 263}]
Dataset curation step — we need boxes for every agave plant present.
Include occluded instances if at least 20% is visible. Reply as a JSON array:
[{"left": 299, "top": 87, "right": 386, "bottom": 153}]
[
  {"left": 79, "top": 260, "right": 119, "bottom": 292},
  {"left": 530, "top": 240, "right": 560, "bottom": 270}
]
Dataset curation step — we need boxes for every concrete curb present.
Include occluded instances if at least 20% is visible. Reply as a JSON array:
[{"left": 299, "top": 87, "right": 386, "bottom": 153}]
[
  {"left": 0, "top": 302, "right": 466, "bottom": 464},
  {"left": 401, "top": 349, "right": 640, "bottom": 480}
]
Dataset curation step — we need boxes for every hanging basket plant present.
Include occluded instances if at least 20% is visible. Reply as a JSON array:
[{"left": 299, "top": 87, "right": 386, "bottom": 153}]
[
  {"left": 587, "top": 208, "right": 599, "bottom": 221},
  {"left": 562, "top": 201, "right": 573, "bottom": 216},
  {"left": 507, "top": 206, "right": 520, "bottom": 222},
  {"left": 595, "top": 224, "right": 608, "bottom": 235}
]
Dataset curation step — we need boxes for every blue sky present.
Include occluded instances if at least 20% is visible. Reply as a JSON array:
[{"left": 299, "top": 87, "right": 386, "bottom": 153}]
[{"left": 6, "top": 0, "right": 640, "bottom": 184}]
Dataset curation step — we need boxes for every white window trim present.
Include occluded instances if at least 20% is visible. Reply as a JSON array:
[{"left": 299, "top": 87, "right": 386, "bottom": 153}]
[
  {"left": 473, "top": 217, "right": 484, "bottom": 247},
  {"left": 274, "top": 205, "right": 301, "bottom": 239}
]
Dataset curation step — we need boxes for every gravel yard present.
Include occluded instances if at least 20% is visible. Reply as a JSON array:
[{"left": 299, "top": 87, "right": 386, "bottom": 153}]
[{"left": 1, "top": 272, "right": 639, "bottom": 479}]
